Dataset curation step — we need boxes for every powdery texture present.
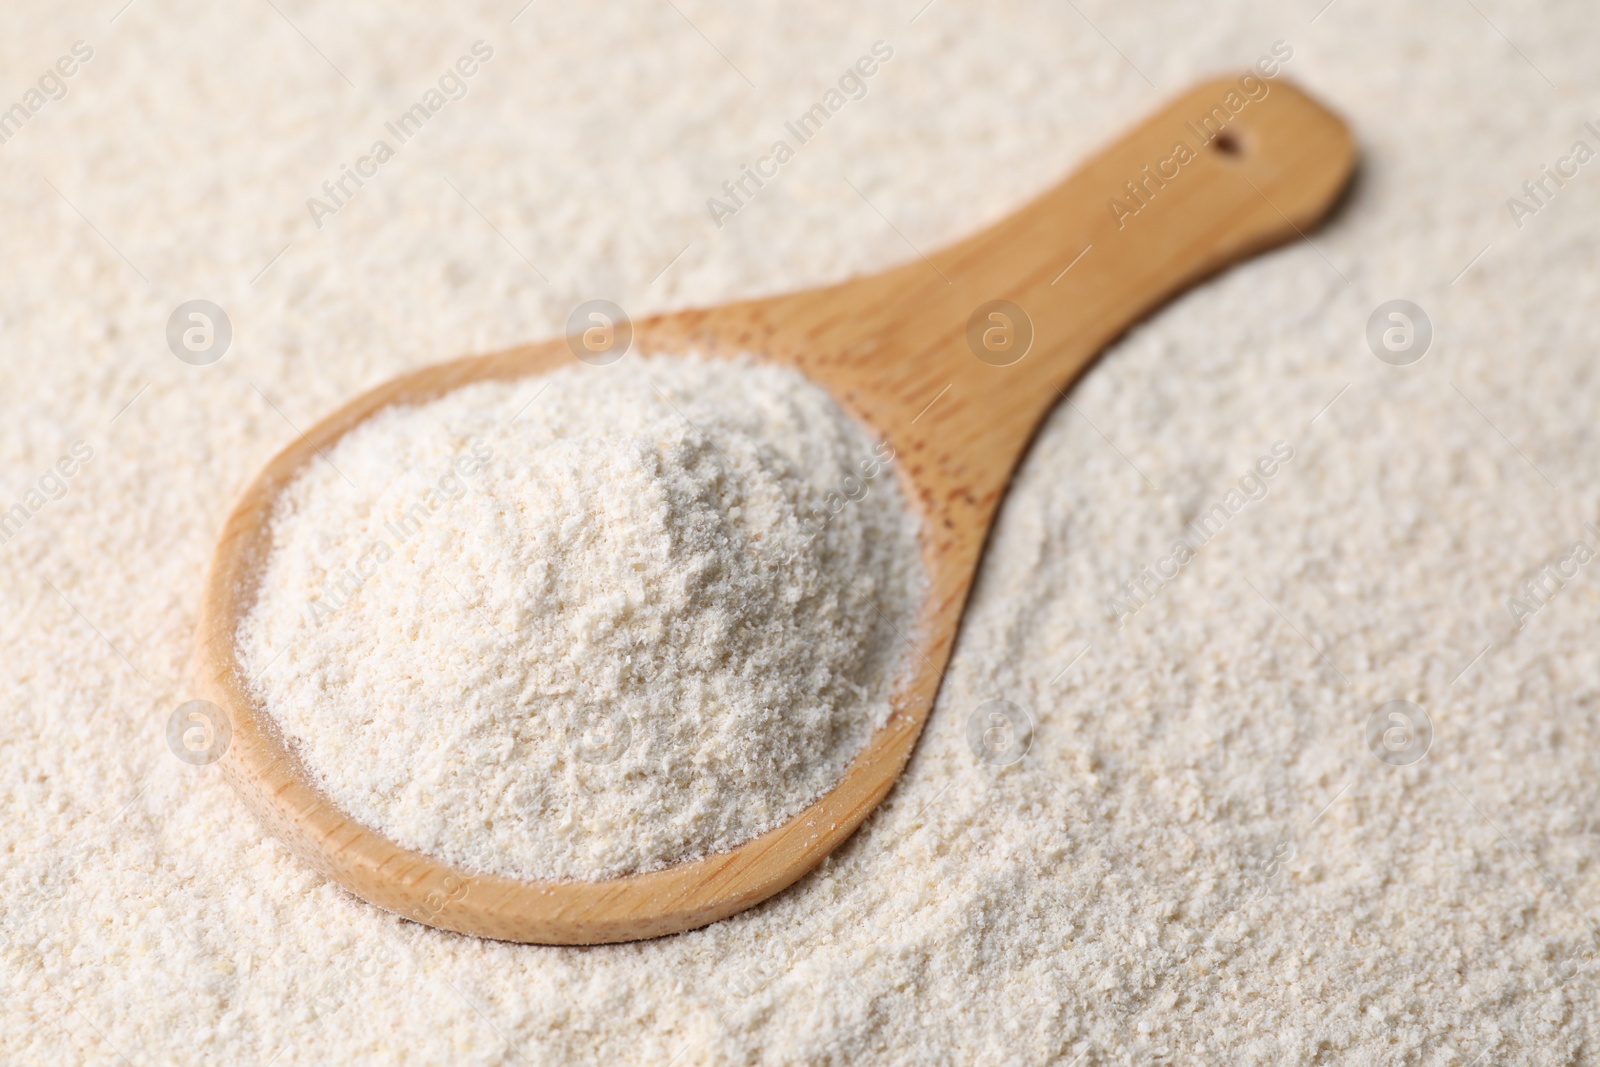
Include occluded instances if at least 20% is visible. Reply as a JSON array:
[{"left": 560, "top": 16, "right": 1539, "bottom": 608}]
[
  {"left": 237, "top": 357, "right": 922, "bottom": 881},
  {"left": 6, "top": 1, "right": 1600, "bottom": 1064}
]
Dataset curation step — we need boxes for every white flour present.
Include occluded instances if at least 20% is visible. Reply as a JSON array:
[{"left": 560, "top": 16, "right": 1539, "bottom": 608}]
[
  {"left": 5, "top": 2, "right": 1600, "bottom": 1064},
  {"left": 238, "top": 357, "right": 922, "bottom": 881}
]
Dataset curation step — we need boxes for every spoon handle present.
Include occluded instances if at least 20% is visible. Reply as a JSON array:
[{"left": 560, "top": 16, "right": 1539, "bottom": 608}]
[
  {"left": 935, "top": 74, "right": 1355, "bottom": 398},
  {"left": 732, "top": 75, "right": 1355, "bottom": 493}
]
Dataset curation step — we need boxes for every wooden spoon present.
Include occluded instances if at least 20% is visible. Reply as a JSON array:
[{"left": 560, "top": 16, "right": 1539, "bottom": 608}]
[{"left": 196, "top": 76, "right": 1355, "bottom": 944}]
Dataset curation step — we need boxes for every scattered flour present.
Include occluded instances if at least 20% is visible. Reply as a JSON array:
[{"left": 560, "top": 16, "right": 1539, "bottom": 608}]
[
  {"left": 238, "top": 356, "right": 923, "bottom": 881},
  {"left": 6, "top": 2, "right": 1600, "bottom": 1065}
]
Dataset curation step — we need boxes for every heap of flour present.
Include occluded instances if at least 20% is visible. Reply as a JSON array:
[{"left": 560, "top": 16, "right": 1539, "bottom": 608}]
[{"left": 237, "top": 355, "right": 923, "bottom": 882}]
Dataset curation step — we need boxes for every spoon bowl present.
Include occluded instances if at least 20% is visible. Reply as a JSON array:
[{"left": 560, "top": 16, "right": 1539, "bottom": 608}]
[{"left": 196, "top": 76, "right": 1355, "bottom": 943}]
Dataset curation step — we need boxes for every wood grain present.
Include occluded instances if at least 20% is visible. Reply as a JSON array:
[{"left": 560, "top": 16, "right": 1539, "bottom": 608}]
[{"left": 195, "top": 76, "right": 1356, "bottom": 944}]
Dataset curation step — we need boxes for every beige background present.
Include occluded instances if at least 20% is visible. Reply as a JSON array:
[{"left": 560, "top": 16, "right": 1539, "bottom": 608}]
[{"left": 3, "top": 1, "right": 1600, "bottom": 1063}]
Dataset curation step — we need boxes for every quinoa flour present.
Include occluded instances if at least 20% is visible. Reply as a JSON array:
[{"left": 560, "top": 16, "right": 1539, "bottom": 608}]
[
  {"left": 4, "top": 1, "right": 1600, "bottom": 1064},
  {"left": 237, "top": 357, "right": 922, "bottom": 882}
]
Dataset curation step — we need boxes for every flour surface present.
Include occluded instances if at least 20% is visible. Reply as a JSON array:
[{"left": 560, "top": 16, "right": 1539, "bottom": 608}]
[
  {"left": 239, "top": 357, "right": 922, "bottom": 881},
  {"left": 6, "top": 2, "right": 1600, "bottom": 1065}
]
